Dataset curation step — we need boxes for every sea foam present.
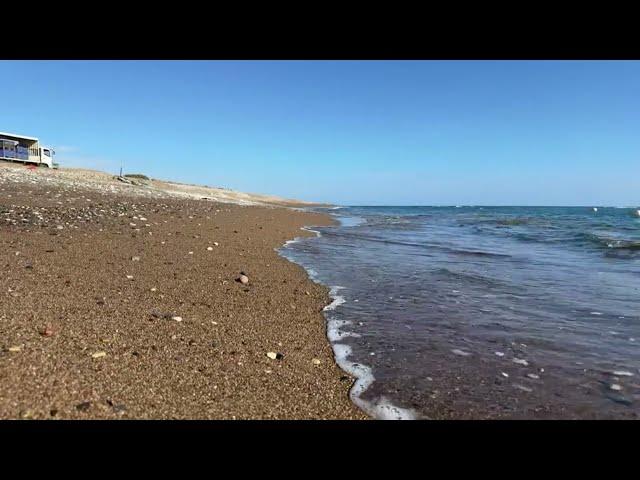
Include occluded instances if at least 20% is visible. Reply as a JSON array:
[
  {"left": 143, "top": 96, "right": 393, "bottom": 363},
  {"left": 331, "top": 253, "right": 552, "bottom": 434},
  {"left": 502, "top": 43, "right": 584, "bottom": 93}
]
[{"left": 279, "top": 225, "right": 416, "bottom": 420}]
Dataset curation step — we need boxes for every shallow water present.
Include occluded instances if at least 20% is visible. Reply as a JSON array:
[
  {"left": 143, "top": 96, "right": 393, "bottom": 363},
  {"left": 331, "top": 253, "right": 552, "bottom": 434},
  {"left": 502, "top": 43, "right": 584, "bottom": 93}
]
[{"left": 280, "top": 206, "right": 640, "bottom": 419}]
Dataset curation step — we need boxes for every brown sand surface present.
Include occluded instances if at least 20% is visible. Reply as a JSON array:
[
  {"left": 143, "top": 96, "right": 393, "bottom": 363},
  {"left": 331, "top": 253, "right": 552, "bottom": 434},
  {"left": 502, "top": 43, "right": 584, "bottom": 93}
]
[{"left": 0, "top": 163, "right": 366, "bottom": 419}]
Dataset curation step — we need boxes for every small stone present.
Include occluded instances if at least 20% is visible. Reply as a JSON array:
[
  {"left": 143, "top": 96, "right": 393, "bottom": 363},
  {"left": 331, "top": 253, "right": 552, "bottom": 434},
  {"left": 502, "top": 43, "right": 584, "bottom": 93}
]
[
  {"left": 213, "top": 242, "right": 219, "bottom": 246},
  {"left": 612, "top": 370, "right": 634, "bottom": 377},
  {"left": 8, "top": 346, "right": 22, "bottom": 352},
  {"left": 239, "top": 275, "right": 249, "bottom": 285},
  {"left": 131, "top": 256, "right": 140, "bottom": 261},
  {"left": 514, "top": 384, "right": 533, "bottom": 392},
  {"left": 56, "top": 225, "right": 64, "bottom": 230},
  {"left": 129, "top": 223, "right": 136, "bottom": 227},
  {"left": 501, "top": 372, "right": 509, "bottom": 378},
  {"left": 495, "top": 351, "right": 505, "bottom": 357},
  {"left": 188, "top": 251, "right": 193, "bottom": 255},
  {"left": 91, "top": 351, "right": 107, "bottom": 359},
  {"left": 451, "top": 349, "right": 471, "bottom": 357},
  {"left": 172, "top": 316, "right": 183, "bottom": 322},
  {"left": 312, "top": 358, "right": 321, "bottom": 365},
  {"left": 267, "top": 352, "right": 283, "bottom": 360},
  {"left": 513, "top": 358, "right": 529, "bottom": 366},
  {"left": 527, "top": 373, "right": 540, "bottom": 379},
  {"left": 75, "top": 402, "right": 91, "bottom": 411},
  {"left": 40, "top": 325, "right": 55, "bottom": 337},
  {"left": 207, "top": 247, "right": 213, "bottom": 251},
  {"left": 610, "top": 384, "right": 622, "bottom": 391},
  {"left": 126, "top": 275, "right": 134, "bottom": 280},
  {"left": 150, "top": 287, "right": 157, "bottom": 292}
]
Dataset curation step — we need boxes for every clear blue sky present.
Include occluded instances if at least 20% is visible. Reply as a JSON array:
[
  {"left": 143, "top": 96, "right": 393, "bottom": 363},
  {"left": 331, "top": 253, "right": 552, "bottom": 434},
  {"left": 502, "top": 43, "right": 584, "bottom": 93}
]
[{"left": 1, "top": 60, "right": 638, "bottom": 206}]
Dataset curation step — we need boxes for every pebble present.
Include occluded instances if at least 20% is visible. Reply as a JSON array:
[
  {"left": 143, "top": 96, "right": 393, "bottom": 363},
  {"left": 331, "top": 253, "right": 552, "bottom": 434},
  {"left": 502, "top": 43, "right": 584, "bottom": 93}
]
[
  {"left": 131, "top": 256, "right": 140, "bottom": 261},
  {"left": 514, "top": 384, "right": 533, "bottom": 392},
  {"left": 610, "top": 384, "right": 622, "bottom": 391},
  {"left": 513, "top": 358, "right": 529, "bottom": 366},
  {"left": 501, "top": 372, "right": 509, "bottom": 378},
  {"left": 267, "top": 352, "right": 283, "bottom": 360},
  {"left": 172, "top": 316, "right": 183, "bottom": 322},
  {"left": 56, "top": 225, "right": 64, "bottom": 230},
  {"left": 75, "top": 402, "right": 91, "bottom": 411},
  {"left": 527, "top": 373, "right": 540, "bottom": 379},
  {"left": 239, "top": 275, "right": 249, "bottom": 285},
  {"left": 495, "top": 351, "right": 505, "bottom": 357},
  {"left": 451, "top": 349, "right": 471, "bottom": 357},
  {"left": 213, "top": 242, "right": 219, "bottom": 246},
  {"left": 612, "top": 370, "right": 633, "bottom": 377},
  {"left": 126, "top": 275, "right": 134, "bottom": 280},
  {"left": 312, "top": 358, "right": 321, "bottom": 365},
  {"left": 40, "top": 325, "right": 55, "bottom": 337},
  {"left": 8, "top": 346, "right": 22, "bottom": 352},
  {"left": 188, "top": 251, "right": 193, "bottom": 255},
  {"left": 91, "top": 351, "right": 107, "bottom": 359},
  {"left": 207, "top": 247, "right": 213, "bottom": 251},
  {"left": 150, "top": 287, "right": 157, "bottom": 292}
]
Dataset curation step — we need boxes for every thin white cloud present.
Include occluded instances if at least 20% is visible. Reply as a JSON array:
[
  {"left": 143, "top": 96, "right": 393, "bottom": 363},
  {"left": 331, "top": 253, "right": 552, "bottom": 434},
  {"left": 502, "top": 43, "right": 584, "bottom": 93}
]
[
  {"left": 53, "top": 145, "right": 80, "bottom": 153},
  {"left": 56, "top": 154, "right": 121, "bottom": 174}
]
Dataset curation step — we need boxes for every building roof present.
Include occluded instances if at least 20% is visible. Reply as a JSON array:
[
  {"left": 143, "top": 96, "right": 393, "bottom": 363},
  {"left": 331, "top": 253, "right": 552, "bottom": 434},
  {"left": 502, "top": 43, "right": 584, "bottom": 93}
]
[{"left": 0, "top": 131, "right": 39, "bottom": 141}]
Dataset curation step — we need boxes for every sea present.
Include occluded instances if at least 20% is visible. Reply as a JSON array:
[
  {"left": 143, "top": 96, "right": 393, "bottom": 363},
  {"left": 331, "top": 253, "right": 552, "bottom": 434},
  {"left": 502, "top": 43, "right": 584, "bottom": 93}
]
[{"left": 279, "top": 206, "right": 640, "bottom": 419}]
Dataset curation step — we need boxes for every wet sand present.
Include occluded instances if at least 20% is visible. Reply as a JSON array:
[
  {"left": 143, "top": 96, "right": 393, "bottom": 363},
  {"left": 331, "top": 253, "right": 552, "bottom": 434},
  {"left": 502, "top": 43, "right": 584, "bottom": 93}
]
[{"left": 0, "top": 164, "right": 366, "bottom": 419}]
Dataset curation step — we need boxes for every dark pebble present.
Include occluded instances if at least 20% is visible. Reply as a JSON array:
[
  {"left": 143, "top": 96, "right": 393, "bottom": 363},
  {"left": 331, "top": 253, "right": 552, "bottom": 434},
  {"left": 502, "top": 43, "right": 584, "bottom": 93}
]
[{"left": 75, "top": 402, "right": 91, "bottom": 411}]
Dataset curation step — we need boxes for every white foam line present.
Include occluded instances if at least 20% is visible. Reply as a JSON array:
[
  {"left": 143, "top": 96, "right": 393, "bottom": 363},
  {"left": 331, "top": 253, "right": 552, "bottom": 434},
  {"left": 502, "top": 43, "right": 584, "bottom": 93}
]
[
  {"left": 301, "top": 226, "right": 322, "bottom": 237},
  {"left": 325, "top": 288, "right": 416, "bottom": 420},
  {"left": 329, "top": 335, "right": 415, "bottom": 420},
  {"left": 277, "top": 223, "right": 416, "bottom": 420}
]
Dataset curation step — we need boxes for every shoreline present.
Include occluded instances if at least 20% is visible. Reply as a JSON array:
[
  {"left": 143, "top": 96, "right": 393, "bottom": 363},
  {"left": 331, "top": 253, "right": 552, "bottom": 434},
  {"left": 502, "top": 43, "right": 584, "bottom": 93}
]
[
  {"left": 0, "top": 164, "right": 367, "bottom": 419},
  {"left": 279, "top": 214, "right": 416, "bottom": 420}
]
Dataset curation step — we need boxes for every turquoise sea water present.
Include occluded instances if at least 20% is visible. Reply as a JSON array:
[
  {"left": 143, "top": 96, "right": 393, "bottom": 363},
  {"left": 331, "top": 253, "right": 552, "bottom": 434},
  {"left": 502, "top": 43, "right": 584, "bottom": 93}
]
[{"left": 281, "top": 206, "right": 640, "bottom": 419}]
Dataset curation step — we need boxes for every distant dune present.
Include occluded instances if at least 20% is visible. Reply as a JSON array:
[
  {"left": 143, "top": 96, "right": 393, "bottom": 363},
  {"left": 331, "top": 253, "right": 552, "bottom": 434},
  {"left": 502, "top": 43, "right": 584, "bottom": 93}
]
[{"left": 0, "top": 161, "right": 332, "bottom": 208}]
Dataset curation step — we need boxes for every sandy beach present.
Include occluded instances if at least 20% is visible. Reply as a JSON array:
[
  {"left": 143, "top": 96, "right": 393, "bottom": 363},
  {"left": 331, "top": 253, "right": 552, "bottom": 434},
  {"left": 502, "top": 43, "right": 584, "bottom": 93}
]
[{"left": 0, "top": 163, "right": 366, "bottom": 419}]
